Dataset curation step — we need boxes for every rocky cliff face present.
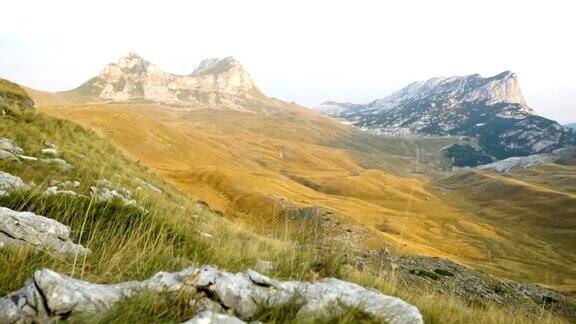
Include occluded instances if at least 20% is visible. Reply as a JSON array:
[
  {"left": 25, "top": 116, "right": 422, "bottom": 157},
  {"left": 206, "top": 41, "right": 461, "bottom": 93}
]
[
  {"left": 320, "top": 71, "right": 527, "bottom": 115},
  {"left": 318, "top": 72, "right": 576, "bottom": 165},
  {"left": 74, "top": 52, "right": 260, "bottom": 105}
]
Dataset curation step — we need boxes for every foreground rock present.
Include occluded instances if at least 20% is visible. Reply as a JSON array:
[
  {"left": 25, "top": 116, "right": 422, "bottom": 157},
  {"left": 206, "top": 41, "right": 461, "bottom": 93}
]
[
  {"left": 0, "top": 138, "right": 24, "bottom": 155},
  {"left": 0, "top": 149, "right": 19, "bottom": 162},
  {"left": 44, "top": 186, "right": 78, "bottom": 196},
  {"left": 0, "top": 171, "right": 27, "bottom": 196},
  {"left": 90, "top": 186, "right": 136, "bottom": 206},
  {"left": 0, "top": 138, "right": 25, "bottom": 163},
  {"left": 0, "top": 265, "right": 422, "bottom": 323},
  {"left": 0, "top": 207, "right": 90, "bottom": 257},
  {"left": 40, "top": 148, "right": 59, "bottom": 156},
  {"left": 184, "top": 311, "right": 245, "bottom": 324}
]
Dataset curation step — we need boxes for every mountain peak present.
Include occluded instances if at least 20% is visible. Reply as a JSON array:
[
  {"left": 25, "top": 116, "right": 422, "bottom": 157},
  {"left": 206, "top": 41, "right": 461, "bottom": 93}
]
[
  {"left": 189, "top": 56, "right": 256, "bottom": 93},
  {"left": 316, "top": 71, "right": 575, "bottom": 162},
  {"left": 191, "top": 57, "right": 241, "bottom": 76},
  {"left": 76, "top": 54, "right": 259, "bottom": 104},
  {"left": 113, "top": 52, "right": 151, "bottom": 72}
]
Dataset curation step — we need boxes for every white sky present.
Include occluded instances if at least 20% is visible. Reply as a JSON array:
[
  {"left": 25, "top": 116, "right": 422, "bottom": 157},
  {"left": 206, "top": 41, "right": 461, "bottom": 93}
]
[{"left": 1, "top": 0, "right": 575, "bottom": 123}]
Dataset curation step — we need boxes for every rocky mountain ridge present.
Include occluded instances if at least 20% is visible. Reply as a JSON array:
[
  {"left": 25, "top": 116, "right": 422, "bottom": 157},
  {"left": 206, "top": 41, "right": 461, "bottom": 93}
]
[
  {"left": 79, "top": 52, "right": 259, "bottom": 103},
  {"left": 318, "top": 72, "right": 576, "bottom": 165},
  {"left": 24, "top": 53, "right": 283, "bottom": 113}
]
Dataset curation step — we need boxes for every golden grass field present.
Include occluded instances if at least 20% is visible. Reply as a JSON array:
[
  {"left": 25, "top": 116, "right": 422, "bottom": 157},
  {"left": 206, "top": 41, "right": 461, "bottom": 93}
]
[{"left": 36, "top": 100, "right": 576, "bottom": 293}]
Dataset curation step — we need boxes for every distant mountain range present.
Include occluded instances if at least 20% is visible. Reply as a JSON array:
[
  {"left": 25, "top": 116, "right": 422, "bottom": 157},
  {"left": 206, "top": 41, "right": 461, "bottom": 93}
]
[
  {"left": 566, "top": 123, "right": 576, "bottom": 130},
  {"left": 20, "top": 55, "right": 576, "bottom": 168},
  {"left": 25, "top": 53, "right": 289, "bottom": 114},
  {"left": 317, "top": 72, "right": 576, "bottom": 166}
]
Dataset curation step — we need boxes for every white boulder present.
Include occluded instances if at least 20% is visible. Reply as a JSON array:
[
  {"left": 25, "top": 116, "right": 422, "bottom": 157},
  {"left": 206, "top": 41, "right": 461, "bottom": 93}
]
[
  {"left": 44, "top": 186, "right": 77, "bottom": 196},
  {"left": 90, "top": 186, "right": 136, "bottom": 206},
  {"left": 41, "top": 148, "right": 59, "bottom": 156},
  {"left": 0, "top": 207, "right": 90, "bottom": 257},
  {"left": 0, "top": 265, "right": 422, "bottom": 323},
  {"left": 18, "top": 155, "right": 38, "bottom": 162},
  {"left": 0, "top": 171, "right": 27, "bottom": 196},
  {"left": 0, "top": 150, "right": 19, "bottom": 162},
  {"left": 0, "top": 138, "right": 24, "bottom": 155},
  {"left": 183, "top": 311, "right": 245, "bottom": 324}
]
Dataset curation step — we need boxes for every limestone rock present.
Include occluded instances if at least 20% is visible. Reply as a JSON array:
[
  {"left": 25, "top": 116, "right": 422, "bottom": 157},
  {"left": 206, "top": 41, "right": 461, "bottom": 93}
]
[
  {"left": 0, "top": 265, "right": 423, "bottom": 323},
  {"left": 0, "top": 171, "right": 27, "bottom": 196},
  {"left": 18, "top": 155, "right": 38, "bottom": 162},
  {"left": 44, "top": 186, "right": 77, "bottom": 196},
  {"left": 41, "top": 148, "right": 59, "bottom": 156},
  {"left": 0, "top": 150, "right": 19, "bottom": 162},
  {"left": 0, "top": 138, "right": 24, "bottom": 155},
  {"left": 183, "top": 311, "right": 245, "bottom": 324},
  {"left": 0, "top": 207, "right": 90, "bottom": 257},
  {"left": 90, "top": 186, "right": 136, "bottom": 206},
  {"left": 199, "top": 232, "right": 214, "bottom": 239},
  {"left": 0, "top": 269, "right": 140, "bottom": 323},
  {"left": 474, "top": 153, "right": 554, "bottom": 172}
]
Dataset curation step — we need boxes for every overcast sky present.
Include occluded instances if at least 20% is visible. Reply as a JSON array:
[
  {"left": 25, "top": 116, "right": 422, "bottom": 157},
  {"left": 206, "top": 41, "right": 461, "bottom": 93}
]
[{"left": 1, "top": 0, "right": 575, "bottom": 123}]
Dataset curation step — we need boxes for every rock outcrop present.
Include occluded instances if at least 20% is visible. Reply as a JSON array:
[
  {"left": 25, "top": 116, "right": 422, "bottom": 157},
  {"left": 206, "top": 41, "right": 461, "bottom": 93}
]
[
  {"left": 0, "top": 138, "right": 25, "bottom": 162},
  {"left": 40, "top": 148, "right": 58, "bottom": 156},
  {"left": 183, "top": 311, "right": 245, "bottom": 324},
  {"left": 90, "top": 186, "right": 136, "bottom": 206},
  {"left": 0, "top": 265, "right": 423, "bottom": 323},
  {"left": 0, "top": 138, "right": 24, "bottom": 155},
  {"left": 0, "top": 171, "right": 27, "bottom": 196},
  {"left": 44, "top": 186, "right": 78, "bottom": 196},
  {"left": 0, "top": 207, "right": 90, "bottom": 256}
]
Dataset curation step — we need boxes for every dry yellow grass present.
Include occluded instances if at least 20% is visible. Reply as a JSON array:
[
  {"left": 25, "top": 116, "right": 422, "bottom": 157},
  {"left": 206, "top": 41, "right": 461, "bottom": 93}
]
[{"left": 37, "top": 102, "right": 576, "bottom": 293}]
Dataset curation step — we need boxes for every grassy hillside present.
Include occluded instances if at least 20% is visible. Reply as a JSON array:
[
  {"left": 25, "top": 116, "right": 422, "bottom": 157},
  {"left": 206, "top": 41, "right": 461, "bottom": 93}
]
[
  {"left": 37, "top": 102, "right": 576, "bottom": 292},
  {"left": 437, "top": 170, "right": 576, "bottom": 291},
  {"left": 0, "top": 83, "right": 572, "bottom": 322}
]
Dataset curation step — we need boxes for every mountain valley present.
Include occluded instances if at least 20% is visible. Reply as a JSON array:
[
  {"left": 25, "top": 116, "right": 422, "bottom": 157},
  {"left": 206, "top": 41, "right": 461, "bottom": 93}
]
[
  {"left": 24, "top": 54, "right": 576, "bottom": 290},
  {"left": 1, "top": 53, "right": 575, "bottom": 322}
]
